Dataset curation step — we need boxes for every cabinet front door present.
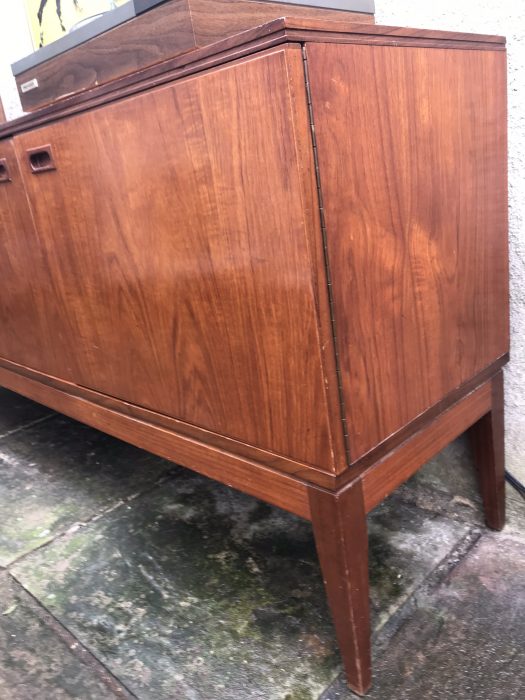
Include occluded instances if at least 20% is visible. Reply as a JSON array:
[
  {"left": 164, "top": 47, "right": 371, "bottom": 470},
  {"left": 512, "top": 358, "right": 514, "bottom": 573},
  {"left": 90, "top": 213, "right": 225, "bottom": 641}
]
[
  {"left": 0, "top": 139, "right": 75, "bottom": 378},
  {"left": 13, "top": 46, "right": 337, "bottom": 469}
]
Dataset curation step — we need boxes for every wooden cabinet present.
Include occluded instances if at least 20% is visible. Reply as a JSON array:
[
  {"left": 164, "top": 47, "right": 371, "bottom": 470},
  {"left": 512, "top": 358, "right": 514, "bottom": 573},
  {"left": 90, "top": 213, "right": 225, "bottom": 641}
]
[
  {"left": 0, "top": 19, "right": 509, "bottom": 695},
  {"left": 13, "top": 46, "right": 337, "bottom": 469}
]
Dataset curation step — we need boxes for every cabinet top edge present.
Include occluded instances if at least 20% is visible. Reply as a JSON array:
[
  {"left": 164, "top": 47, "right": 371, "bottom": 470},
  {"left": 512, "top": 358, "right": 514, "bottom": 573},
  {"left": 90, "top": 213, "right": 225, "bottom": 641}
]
[
  {"left": 0, "top": 17, "right": 505, "bottom": 139},
  {"left": 284, "top": 17, "right": 505, "bottom": 43}
]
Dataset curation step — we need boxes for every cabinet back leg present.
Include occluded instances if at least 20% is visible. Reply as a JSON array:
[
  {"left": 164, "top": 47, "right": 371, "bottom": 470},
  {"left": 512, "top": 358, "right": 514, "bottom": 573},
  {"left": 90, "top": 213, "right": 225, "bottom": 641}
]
[
  {"left": 309, "top": 480, "right": 372, "bottom": 695},
  {"left": 468, "top": 370, "right": 506, "bottom": 531}
]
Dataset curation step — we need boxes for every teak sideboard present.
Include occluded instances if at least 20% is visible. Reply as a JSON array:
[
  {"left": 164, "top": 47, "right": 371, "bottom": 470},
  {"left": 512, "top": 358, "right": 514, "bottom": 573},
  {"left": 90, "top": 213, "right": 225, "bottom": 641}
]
[{"left": 0, "top": 18, "right": 509, "bottom": 695}]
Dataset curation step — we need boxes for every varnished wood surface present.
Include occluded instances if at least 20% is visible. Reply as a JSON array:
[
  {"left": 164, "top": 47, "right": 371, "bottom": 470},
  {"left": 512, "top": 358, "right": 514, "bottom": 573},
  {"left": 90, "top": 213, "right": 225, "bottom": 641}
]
[
  {"left": 2, "top": 19, "right": 504, "bottom": 140},
  {"left": 16, "top": 0, "right": 373, "bottom": 112},
  {"left": 190, "top": 0, "right": 372, "bottom": 46},
  {"left": 3, "top": 24, "right": 290, "bottom": 139},
  {"left": 290, "top": 32, "right": 504, "bottom": 52},
  {"left": 279, "top": 16, "right": 504, "bottom": 43},
  {"left": 0, "top": 139, "right": 65, "bottom": 373},
  {"left": 0, "top": 362, "right": 311, "bottom": 519},
  {"left": 0, "top": 354, "right": 507, "bottom": 492},
  {"left": 12, "top": 46, "right": 339, "bottom": 471},
  {"left": 337, "top": 354, "right": 508, "bottom": 487},
  {"left": 468, "top": 371, "right": 506, "bottom": 530},
  {"left": 359, "top": 379, "right": 493, "bottom": 513},
  {"left": 0, "top": 354, "right": 339, "bottom": 487},
  {"left": 309, "top": 481, "right": 371, "bottom": 695},
  {"left": 15, "top": 0, "right": 194, "bottom": 113},
  {"left": 306, "top": 42, "right": 509, "bottom": 461}
]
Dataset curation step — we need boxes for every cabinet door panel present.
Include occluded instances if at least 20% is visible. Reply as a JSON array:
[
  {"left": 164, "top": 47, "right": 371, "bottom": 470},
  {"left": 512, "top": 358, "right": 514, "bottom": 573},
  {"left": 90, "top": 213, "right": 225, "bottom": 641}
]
[
  {"left": 307, "top": 43, "right": 508, "bottom": 460},
  {"left": 13, "top": 47, "right": 335, "bottom": 468},
  {"left": 0, "top": 139, "right": 72, "bottom": 377}
]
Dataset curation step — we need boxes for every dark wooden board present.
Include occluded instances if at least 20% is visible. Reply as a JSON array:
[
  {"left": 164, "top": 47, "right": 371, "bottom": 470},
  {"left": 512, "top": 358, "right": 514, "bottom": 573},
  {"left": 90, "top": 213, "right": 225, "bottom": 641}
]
[{"left": 15, "top": 0, "right": 374, "bottom": 112}]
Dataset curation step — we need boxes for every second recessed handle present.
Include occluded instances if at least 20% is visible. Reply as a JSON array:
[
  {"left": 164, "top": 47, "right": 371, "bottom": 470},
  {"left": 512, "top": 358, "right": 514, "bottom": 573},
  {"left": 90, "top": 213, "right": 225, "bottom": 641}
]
[
  {"left": 27, "top": 145, "right": 56, "bottom": 173},
  {"left": 0, "top": 158, "right": 11, "bottom": 183}
]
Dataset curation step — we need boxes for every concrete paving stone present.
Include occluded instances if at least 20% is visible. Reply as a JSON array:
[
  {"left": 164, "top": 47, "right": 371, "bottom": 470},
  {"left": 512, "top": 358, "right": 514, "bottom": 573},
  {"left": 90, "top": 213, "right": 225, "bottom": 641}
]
[
  {"left": 11, "top": 470, "right": 470, "bottom": 700},
  {"left": 367, "top": 495, "right": 472, "bottom": 631},
  {"left": 0, "top": 572, "right": 116, "bottom": 700},
  {"left": 322, "top": 534, "right": 525, "bottom": 700},
  {"left": 408, "top": 437, "right": 479, "bottom": 501},
  {"left": 0, "top": 413, "right": 177, "bottom": 566},
  {"left": 396, "top": 437, "right": 485, "bottom": 525},
  {"left": 397, "top": 438, "right": 525, "bottom": 537},
  {"left": 0, "top": 388, "right": 53, "bottom": 439}
]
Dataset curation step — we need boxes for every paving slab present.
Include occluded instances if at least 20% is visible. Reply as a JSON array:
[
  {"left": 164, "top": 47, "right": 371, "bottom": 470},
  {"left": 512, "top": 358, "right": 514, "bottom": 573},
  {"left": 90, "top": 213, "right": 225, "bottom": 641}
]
[
  {"left": 11, "top": 470, "right": 470, "bottom": 700},
  {"left": 0, "top": 413, "right": 177, "bottom": 566},
  {"left": 322, "top": 534, "right": 525, "bottom": 700},
  {"left": 367, "top": 495, "right": 472, "bottom": 631},
  {"left": 0, "top": 572, "right": 117, "bottom": 700},
  {"left": 396, "top": 437, "right": 485, "bottom": 525},
  {"left": 397, "top": 438, "right": 525, "bottom": 537},
  {"left": 0, "top": 388, "right": 53, "bottom": 439}
]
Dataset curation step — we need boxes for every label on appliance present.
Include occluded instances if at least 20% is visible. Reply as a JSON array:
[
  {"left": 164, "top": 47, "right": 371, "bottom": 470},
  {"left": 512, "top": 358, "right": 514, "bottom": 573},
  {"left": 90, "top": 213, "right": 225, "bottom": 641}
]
[{"left": 20, "top": 78, "right": 39, "bottom": 93}]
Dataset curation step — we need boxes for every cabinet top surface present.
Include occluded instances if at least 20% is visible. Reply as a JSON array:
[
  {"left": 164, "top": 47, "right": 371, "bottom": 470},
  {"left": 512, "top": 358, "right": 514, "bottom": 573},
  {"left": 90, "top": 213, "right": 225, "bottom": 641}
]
[{"left": 0, "top": 16, "right": 505, "bottom": 139}]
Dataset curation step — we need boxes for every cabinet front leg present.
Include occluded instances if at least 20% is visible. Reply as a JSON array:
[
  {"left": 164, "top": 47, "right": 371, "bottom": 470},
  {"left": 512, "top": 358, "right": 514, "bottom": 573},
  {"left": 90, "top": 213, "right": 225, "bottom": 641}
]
[
  {"left": 468, "top": 370, "right": 506, "bottom": 531},
  {"left": 309, "top": 480, "right": 371, "bottom": 696}
]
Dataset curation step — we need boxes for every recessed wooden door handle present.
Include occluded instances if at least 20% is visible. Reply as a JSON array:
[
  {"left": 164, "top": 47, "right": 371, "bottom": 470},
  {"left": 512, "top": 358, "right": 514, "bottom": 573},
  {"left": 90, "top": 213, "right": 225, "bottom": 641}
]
[
  {"left": 27, "top": 145, "right": 56, "bottom": 173},
  {"left": 0, "top": 158, "right": 11, "bottom": 183}
]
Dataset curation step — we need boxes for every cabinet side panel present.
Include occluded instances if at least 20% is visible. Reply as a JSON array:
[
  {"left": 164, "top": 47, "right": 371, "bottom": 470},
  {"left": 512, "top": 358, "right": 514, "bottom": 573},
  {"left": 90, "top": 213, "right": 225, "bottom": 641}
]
[
  {"left": 307, "top": 42, "right": 508, "bottom": 460},
  {"left": 13, "top": 46, "right": 337, "bottom": 471}
]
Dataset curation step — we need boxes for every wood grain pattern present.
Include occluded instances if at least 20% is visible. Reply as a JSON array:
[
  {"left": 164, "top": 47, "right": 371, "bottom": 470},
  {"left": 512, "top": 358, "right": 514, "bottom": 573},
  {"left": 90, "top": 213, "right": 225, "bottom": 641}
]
[
  {"left": 190, "top": 0, "right": 372, "bottom": 46},
  {"left": 0, "top": 362, "right": 311, "bottom": 519},
  {"left": 360, "top": 379, "right": 493, "bottom": 513},
  {"left": 306, "top": 42, "right": 509, "bottom": 461},
  {"left": 468, "top": 370, "right": 506, "bottom": 530},
  {"left": 309, "top": 481, "right": 371, "bottom": 695},
  {"left": 16, "top": 0, "right": 373, "bottom": 113},
  {"left": 0, "top": 354, "right": 339, "bottom": 487},
  {"left": 16, "top": 0, "right": 195, "bottom": 112},
  {"left": 337, "top": 354, "right": 508, "bottom": 486},
  {"left": 3, "top": 20, "right": 504, "bottom": 141},
  {"left": 289, "top": 32, "right": 505, "bottom": 52},
  {"left": 284, "top": 16, "right": 504, "bottom": 43},
  {"left": 12, "top": 46, "right": 338, "bottom": 471},
  {"left": 0, "top": 139, "right": 65, "bottom": 373},
  {"left": 4, "top": 25, "right": 290, "bottom": 140}
]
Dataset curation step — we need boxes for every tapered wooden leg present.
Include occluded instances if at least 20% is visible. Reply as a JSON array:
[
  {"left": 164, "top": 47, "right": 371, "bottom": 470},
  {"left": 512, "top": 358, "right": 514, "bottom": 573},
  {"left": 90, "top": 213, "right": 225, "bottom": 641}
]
[
  {"left": 309, "top": 480, "right": 371, "bottom": 696},
  {"left": 468, "top": 371, "right": 506, "bottom": 531}
]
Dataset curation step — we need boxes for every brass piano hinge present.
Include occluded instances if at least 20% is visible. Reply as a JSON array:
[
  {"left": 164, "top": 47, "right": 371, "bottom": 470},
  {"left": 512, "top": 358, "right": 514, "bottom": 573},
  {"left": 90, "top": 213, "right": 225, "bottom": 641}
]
[{"left": 301, "top": 45, "right": 352, "bottom": 462}]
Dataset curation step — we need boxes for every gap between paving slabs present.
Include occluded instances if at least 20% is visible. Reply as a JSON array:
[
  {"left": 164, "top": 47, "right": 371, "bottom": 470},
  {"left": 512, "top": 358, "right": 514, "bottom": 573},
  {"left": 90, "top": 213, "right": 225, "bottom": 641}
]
[
  {"left": 0, "top": 409, "right": 180, "bottom": 567},
  {"left": 0, "top": 570, "right": 135, "bottom": 699}
]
